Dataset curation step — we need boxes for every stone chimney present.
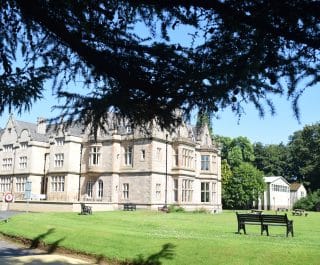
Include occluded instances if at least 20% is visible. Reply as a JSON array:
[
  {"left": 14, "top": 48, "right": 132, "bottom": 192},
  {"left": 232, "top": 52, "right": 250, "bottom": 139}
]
[{"left": 37, "top": 117, "right": 47, "bottom": 134}]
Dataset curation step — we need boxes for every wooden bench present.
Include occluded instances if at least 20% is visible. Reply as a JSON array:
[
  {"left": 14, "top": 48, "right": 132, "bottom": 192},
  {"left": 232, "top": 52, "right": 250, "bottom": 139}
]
[
  {"left": 80, "top": 203, "right": 92, "bottom": 215},
  {"left": 123, "top": 203, "right": 136, "bottom": 211},
  {"left": 158, "top": 206, "right": 169, "bottom": 213},
  {"left": 261, "top": 214, "right": 294, "bottom": 237},
  {"left": 236, "top": 212, "right": 294, "bottom": 237}
]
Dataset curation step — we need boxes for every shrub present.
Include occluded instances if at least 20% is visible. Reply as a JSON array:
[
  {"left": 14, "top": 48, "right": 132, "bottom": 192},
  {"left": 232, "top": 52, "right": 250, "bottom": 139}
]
[
  {"left": 168, "top": 204, "right": 185, "bottom": 213},
  {"left": 293, "top": 190, "right": 320, "bottom": 211},
  {"left": 192, "top": 207, "right": 210, "bottom": 214}
]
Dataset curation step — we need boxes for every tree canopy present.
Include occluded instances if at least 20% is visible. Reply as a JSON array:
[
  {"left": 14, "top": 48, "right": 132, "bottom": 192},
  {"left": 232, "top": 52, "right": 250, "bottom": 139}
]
[
  {"left": 287, "top": 123, "right": 320, "bottom": 191},
  {"left": 1, "top": 1, "right": 319, "bottom": 132}
]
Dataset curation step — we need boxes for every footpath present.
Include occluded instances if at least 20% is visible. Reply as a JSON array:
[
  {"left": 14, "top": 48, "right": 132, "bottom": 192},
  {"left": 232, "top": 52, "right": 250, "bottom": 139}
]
[{"left": 0, "top": 210, "right": 96, "bottom": 264}]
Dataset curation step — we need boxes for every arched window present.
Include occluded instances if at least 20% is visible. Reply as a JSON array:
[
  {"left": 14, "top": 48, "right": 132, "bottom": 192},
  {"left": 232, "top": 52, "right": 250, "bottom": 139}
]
[
  {"left": 98, "top": 180, "right": 103, "bottom": 199},
  {"left": 86, "top": 180, "right": 94, "bottom": 198}
]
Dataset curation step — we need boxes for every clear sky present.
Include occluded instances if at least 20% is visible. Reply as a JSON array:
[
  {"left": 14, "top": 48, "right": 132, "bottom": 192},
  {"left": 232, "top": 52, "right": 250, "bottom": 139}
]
[
  {"left": 0, "top": 82, "right": 319, "bottom": 145},
  {"left": 211, "top": 83, "right": 320, "bottom": 144}
]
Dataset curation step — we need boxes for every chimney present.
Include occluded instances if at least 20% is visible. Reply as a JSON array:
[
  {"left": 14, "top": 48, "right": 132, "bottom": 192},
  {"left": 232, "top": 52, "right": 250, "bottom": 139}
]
[{"left": 37, "top": 117, "right": 47, "bottom": 134}]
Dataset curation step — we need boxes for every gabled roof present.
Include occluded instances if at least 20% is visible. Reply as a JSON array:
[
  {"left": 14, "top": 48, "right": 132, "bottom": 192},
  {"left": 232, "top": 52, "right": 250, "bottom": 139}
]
[
  {"left": 290, "top": 182, "right": 304, "bottom": 191},
  {"left": 14, "top": 119, "right": 48, "bottom": 142},
  {"left": 264, "top": 176, "right": 290, "bottom": 185}
]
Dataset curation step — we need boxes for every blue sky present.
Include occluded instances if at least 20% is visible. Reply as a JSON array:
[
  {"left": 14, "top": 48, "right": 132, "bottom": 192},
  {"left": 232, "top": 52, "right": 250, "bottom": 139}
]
[{"left": 0, "top": 82, "right": 319, "bottom": 145}]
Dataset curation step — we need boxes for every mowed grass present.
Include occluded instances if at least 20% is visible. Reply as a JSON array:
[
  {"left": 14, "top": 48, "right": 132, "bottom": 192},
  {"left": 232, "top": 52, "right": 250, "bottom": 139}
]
[{"left": 0, "top": 210, "right": 319, "bottom": 265}]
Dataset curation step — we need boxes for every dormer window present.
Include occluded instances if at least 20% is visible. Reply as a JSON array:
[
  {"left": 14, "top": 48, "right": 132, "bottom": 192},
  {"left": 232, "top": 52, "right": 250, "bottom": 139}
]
[
  {"left": 20, "top": 142, "right": 28, "bottom": 149},
  {"left": 126, "top": 126, "right": 132, "bottom": 134},
  {"left": 3, "top": 144, "right": 13, "bottom": 152},
  {"left": 55, "top": 138, "right": 64, "bottom": 146}
]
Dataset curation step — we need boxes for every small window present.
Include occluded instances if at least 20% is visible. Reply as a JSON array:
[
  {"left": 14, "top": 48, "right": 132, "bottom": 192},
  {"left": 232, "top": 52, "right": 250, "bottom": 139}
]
[
  {"left": 173, "top": 179, "right": 178, "bottom": 202},
  {"left": 20, "top": 142, "right": 28, "bottom": 149},
  {"left": 126, "top": 126, "right": 132, "bottom": 133},
  {"left": 3, "top": 144, "right": 13, "bottom": 152},
  {"left": 201, "top": 155, "right": 210, "bottom": 171},
  {"left": 2, "top": 158, "right": 13, "bottom": 170},
  {"left": 156, "top": 183, "right": 161, "bottom": 200},
  {"left": 90, "top": 146, "right": 101, "bottom": 166},
  {"left": 55, "top": 138, "right": 64, "bottom": 146},
  {"left": 51, "top": 176, "right": 65, "bottom": 192},
  {"left": 201, "top": 182, "right": 210, "bottom": 202},
  {"left": 16, "top": 176, "right": 27, "bottom": 192},
  {"left": 19, "top": 156, "right": 27, "bottom": 169},
  {"left": 141, "top": 149, "right": 146, "bottom": 161},
  {"left": 54, "top": 153, "right": 64, "bottom": 168},
  {"left": 98, "top": 180, "right": 103, "bottom": 199},
  {"left": 123, "top": 183, "right": 129, "bottom": 199},
  {"left": 86, "top": 180, "right": 94, "bottom": 198},
  {"left": 0, "top": 176, "right": 11, "bottom": 192},
  {"left": 125, "top": 146, "right": 132, "bottom": 166}
]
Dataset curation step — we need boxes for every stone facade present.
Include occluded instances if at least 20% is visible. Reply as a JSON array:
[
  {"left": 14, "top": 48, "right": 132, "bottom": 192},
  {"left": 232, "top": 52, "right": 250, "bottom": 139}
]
[{"left": 0, "top": 115, "right": 222, "bottom": 212}]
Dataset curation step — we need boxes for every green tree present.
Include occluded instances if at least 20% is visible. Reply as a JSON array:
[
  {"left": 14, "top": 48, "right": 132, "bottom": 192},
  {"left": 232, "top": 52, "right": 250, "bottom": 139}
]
[
  {"left": 253, "top": 142, "right": 290, "bottom": 179},
  {"left": 223, "top": 162, "right": 265, "bottom": 209},
  {"left": 288, "top": 123, "right": 320, "bottom": 191},
  {"left": 1, "top": 1, "right": 319, "bottom": 132}
]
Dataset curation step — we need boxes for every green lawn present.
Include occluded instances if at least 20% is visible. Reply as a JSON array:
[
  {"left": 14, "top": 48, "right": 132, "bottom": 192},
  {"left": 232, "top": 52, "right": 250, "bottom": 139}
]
[{"left": 0, "top": 210, "right": 319, "bottom": 265}]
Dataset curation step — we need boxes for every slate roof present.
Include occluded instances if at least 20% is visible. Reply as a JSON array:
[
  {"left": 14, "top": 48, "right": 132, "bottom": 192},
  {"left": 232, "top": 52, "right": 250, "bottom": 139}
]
[
  {"left": 264, "top": 176, "right": 290, "bottom": 185},
  {"left": 290, "top": 182, "right": 303, "bottom": 191}
]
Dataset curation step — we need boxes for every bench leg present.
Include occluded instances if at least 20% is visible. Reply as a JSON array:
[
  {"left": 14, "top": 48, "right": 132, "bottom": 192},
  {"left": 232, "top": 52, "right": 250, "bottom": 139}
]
[
  {"left": 261, "top": 224, "right": 269, "bottom": 236},
  {"left": 238, "top": 222, "right": 246, "bottom": 234},
  {"left": 287, "top": 222, "right": 294, "bottom": 237}
]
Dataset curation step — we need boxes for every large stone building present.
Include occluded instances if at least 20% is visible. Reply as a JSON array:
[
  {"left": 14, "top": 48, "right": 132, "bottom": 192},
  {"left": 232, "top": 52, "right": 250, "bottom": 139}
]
[{"left": 0, "top": 115, "right": 222, "bottom": 212}]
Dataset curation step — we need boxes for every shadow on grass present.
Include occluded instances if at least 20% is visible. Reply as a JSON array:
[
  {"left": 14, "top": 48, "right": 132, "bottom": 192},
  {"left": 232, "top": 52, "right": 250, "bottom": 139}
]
[
  {"left": 120, "top": 243, "right": 176, "bottom": 265},
  {"left": 29, "top": 228, "right": 65, "bottom": 254}
]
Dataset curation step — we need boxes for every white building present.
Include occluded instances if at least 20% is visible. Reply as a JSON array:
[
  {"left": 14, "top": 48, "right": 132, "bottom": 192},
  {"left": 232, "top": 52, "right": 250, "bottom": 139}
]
[
  {"left": 0, "top": 115, "right": 222, "bottom": 212},
  {"left": 290, "top": 182, "right": 307, "bottom": 207},
  {"left": 260, "top": 176, "right": 291, "bottom": 210}
]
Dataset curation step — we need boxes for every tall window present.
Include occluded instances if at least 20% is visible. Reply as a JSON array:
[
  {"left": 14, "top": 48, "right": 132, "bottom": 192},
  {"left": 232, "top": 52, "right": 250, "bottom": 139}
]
[
  {"left": 182, "top": 179, "right": 193, "bottom": 202},
  {"left": 16, "top": 176, "right": 27, "bottom": 192},
  {"left": 123, "top": 183, "right": 129, "bottom": 199},
  {"left": 156, "top": 183, "right": 161, "bottom": 200},
  {"left": 125, "top": 146, "right": 132, "bottom": 166},
  {"left": 54, "top": 153, "right": 64, "bottom": 168},
  {"left": 98, "top": 180, "right": 103, "bottom": 199},
  {"left": 173, "top": 179, "right": 178, "bottom": 202},
  {"left": 2, "top": 158, "right": 13, "bottom": 170},
  {"left": 0, "top": 176, "right": 11, "bottom": 192},
  {"left": 3, "top": 144, "right": 13, "bottom": 152},
  {"left": 201, "top": 182, "right": 210, "bottom": 202},
  {"left": 212, "top": 182, "right": 217, "bottom": 203},
  {"left": 55, "top": 138, "right": 64, "bottom": 146},
  {"left": 182, "top": 149, "right": 193, "bottom": 168},
  {"left": 140, "top": 149, "right": 146, "bottom": 161},
  {"left": 19, "top": 156, "right": 27, "bottom": 169},
  {"left": 173, "top": 149, "right": 179, "bottom": 166},
  {"left": 20, "top": 142, "right": 28, "bottom": 149},
  {"left": 86, "top": 180, "right": 94, "bottom": 198},
  {"left": 201, "top": 155, "right": 210, "bottom": 171},
  {"left": 51, "top": 176, "right": 65, "bottom": 192},
  {"left": 90, "top": 146, "right": 101, "bottom": 166}
]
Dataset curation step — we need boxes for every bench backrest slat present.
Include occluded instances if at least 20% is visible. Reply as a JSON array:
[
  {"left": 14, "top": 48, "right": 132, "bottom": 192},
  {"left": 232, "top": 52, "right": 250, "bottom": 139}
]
[
  {"left": 236, "top": 213, "right": 261, "bottom": 223},
  {"left": 261, "top": 214, "right": 288, "bottom": 224}
]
